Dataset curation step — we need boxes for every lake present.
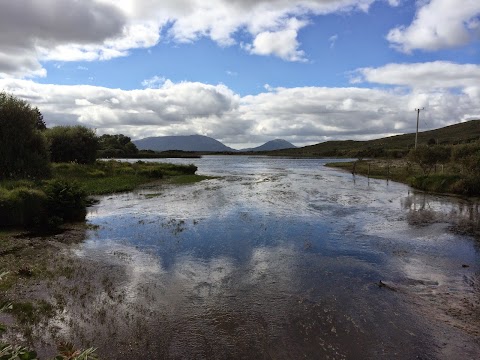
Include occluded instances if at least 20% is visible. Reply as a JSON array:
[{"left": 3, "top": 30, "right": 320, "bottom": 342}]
[{"left": 68, "top": 156, "right": 479, "bottom": 359}]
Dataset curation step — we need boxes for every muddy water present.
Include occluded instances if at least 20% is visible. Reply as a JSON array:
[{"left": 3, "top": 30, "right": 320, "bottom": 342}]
[{"left": 74, "top": 156, "right": 479, "bottom": 359}]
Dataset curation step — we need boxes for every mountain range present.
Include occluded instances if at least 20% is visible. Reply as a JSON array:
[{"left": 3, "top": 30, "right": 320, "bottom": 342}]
[{"left": 133, "top": 135, "right": 296, "bottom": 152}]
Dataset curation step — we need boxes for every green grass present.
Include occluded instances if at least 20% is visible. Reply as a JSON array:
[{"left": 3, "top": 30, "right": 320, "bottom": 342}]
[
  {"left": 165, "top": 174, "right": 216, "bottom": 185},
  {"left": 268, "top": 119, "right": 480, "bottom": 158},
  {"left": 0, "top": 160, "right": 207, "bottom": 229},
  {"left": 326, "top": 160, "right": 477, "bottom": 196},
  {"left": 326, "top": 160, "right": 414, "bottom": 183},
  {"left": 50, "top": 160, "right": 203, "bottom": 195}
]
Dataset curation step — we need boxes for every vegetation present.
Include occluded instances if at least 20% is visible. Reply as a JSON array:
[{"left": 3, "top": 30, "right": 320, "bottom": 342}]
[
  {"left": 46, "top": 126, "right": 98, "bottom": 164},
  {"left": 0, "top": 92, "right": 51, "bottom": 180},
  {"left": 269, "top": 119, "right": 480, "bottom": 158},
  {"left": 1, "top": 272, "right": 98, "bottom": 360},
  {"left": 0, "top": 92, "right": 205, "bottom": 231},
  {"left": 97, "top": 134, "right": 138, "bottom": 158},
  {"left": 326, "top": 140, "right": 480, "bottom": 196},
  {"left": 0, "top": 161, "right": 200, "bottom": 230}
]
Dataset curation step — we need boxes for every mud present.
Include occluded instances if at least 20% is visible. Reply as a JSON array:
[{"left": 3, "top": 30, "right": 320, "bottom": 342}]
[{"left": 2, "top": 156, "right": 479, "bottom": 359}]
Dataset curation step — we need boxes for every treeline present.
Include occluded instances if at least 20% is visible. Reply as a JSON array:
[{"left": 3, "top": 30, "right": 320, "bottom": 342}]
[
  {"left": 0, "top": 92, "right": 196, "bottom": 230},
  {"left": 0, "top": 92, "right": 141, "bottom": 181}
]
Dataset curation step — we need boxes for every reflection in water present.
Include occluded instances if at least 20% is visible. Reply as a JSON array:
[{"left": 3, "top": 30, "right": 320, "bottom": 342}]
[
  {"left": 49, "top": 156, "right": 480, "bottom": 359},
  {"left": 402, "top": 191, "right": 480, "bottom": 236}
]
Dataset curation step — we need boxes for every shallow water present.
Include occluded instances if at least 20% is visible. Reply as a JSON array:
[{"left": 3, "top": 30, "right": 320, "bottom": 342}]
[{"left": 75, "top": 156, "right": 479, "bottom": 359}]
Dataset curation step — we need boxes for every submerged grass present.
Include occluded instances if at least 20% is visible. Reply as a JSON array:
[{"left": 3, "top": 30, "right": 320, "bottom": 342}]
[{"left": 165, "top": 174, "right": 216, "bottom": 185}]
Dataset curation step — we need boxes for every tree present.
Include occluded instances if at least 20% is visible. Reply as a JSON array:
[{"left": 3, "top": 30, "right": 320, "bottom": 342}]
[
  {"left": 34, "top": 107, "right": 46, "bottom": 130},
  {"left": 97, "top": 134, "right": 138, "bottom": 158},
  {"left": 0, "top": 92, "right": 50, "bottom": 179},
  {"left": 46, "top": 126, "right": 98, "bottom": 164}
]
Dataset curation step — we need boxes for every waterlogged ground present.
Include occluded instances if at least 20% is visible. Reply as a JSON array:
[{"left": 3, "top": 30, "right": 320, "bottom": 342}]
[{"left": 31, "top": 157, "right": 480, "bottom": 358}]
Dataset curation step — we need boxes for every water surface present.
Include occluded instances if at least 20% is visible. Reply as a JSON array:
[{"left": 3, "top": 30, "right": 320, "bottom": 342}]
[{"left": 75, "top": 156, "right": 480, "bottom": 359}]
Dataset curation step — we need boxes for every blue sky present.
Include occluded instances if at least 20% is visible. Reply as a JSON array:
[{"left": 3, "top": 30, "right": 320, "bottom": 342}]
[{"left": 0, "top": 0, "right": 479, "bottom": 148}]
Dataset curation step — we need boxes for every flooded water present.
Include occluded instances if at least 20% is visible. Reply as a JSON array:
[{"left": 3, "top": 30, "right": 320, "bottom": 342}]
[{"left": 72, "top": 156, "right": 479, "bottom": 359}]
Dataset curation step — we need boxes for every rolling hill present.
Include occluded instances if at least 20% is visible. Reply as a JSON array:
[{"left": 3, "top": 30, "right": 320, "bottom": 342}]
[{"left": 268, "top": 119, "right": 480, "bottom": 157}]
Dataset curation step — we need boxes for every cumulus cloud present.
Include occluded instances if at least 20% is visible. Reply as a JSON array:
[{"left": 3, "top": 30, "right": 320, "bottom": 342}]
[
  {"left": 0, "top": 78, "right": 240, "bottom": 138},
  {"left": 354, "top": 61, "right": 480, "bottom": 89},
  {"left": 387, "top": 0, "right": 480, "bottom": 53},
  {"left": 1, "top": 61, "right": 478, "bottom": 148},
  {"left": 0, "top": 0, "right": 380, "bottom": 78},
  {"left": 245, "top": 18, "right": 308, "bottom": 61}
]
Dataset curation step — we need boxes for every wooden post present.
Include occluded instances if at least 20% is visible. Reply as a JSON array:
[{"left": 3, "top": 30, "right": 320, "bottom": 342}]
[
  {"left": 368, "top": 163, "right": 370, "bottom": 179},
  {"left": 414, "top": 108, "right": 424, "bottom": 149}
]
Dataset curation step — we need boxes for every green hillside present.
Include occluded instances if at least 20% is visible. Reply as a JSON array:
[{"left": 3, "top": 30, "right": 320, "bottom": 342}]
[{"left": 268, "top": 119, "right": 480, "bottom": 158}]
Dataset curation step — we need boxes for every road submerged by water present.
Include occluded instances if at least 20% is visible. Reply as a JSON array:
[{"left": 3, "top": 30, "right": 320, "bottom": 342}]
[{"left": 9, "top": 156, "right": 480, "bottom": 359}]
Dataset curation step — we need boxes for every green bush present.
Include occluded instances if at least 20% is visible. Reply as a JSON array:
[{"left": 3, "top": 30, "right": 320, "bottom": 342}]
[
  {"left": 138, "top": 168, "right": 164, "bottom": 178},
  {"left": 97, "top": 133, "right": 138, "bottom": 158},
  {"left": 451, "top": 176, "right": 480, "bottom": 196},
  {"left": 408, "top": 145, "right": 451, "bottom": 175},
  {"left": 0, "top": 92, "right": 51, "bottom": 180},
  {"left": 0, "top": 187, "right": 48, "bottom": 228},
  {"left": 0, "top": 180, "right": 88, "bottom": 229},
  {"left": 43, "top": 180, "right": 87, "bottom": 222},
  {"left": 46, "top": 126, "right": 98, "bottom": 164}
]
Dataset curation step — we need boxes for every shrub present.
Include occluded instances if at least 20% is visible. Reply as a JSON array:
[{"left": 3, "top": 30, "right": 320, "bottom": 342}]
[
  {"left": 46, "top": 126, "right": 98, "bottom": 164},
  {"left": 408, "top": 145, "right": 451, "bottom": 175},
  {"left": 97, "top": 134, "right": 138, "bottom": 158},
  {"left": 0, "top": 92, "right": 51, "bottom": 180},
  {"left": 0, "top": 187, "right": 48, "bottom": 228},
  {"left": 138, "top": 168, "right": 164, "bottom": 178},
  {"left": 43, "top": 180, "right": 87, "bottom": 222}
]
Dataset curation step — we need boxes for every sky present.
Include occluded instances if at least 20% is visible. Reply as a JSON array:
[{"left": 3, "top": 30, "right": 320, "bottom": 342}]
[{"left": 0, "top": 0, "right": 479, "bottom": 149}]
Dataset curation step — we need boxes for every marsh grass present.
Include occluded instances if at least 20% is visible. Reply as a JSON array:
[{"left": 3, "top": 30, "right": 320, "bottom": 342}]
[
  {"left": 51, "top": 160, "right": 201, "bottom": 195},
  {"left": 326, "top": 160, "right": 468, "bottom": 195},
  {"left": 165, "top": 174, "right": 215, "bottom": 185},
  {"left": 0, "top": 160, "right": 205, "bottom": 229}
]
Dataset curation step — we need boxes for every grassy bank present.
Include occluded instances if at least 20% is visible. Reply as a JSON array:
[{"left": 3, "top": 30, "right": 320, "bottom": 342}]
[
  {"left": 0, "top": 160, "right": 208, "bottom": 230},
  {"left": 325, "top": 159, "right": 475, "bottom": 196},
  {"left": 51, "top": 160, "right": 200, "bottom": 195},
  {"left": 0, "top": 160, "right": 212, "bottom": 357}
]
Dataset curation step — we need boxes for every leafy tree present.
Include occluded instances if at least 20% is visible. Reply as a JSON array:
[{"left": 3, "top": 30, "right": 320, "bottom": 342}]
[
  {"left": 98, "top": 134, "right": 138, "bottom": 158},
  {"left": 0, "top": 92, "right": 50, "bottom": 179},
  {"left": 46, "top": 126, "right": 98, "bottom": 164},
  {"left": 34, "top": 107, "right": 46, "bottom": 130}
]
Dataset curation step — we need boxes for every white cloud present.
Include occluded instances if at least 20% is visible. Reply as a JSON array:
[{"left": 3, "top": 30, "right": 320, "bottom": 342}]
[
  {"left": 387, "top": 0, "right": 480, "bottom": 53},
  {"left": 0, "top": 0, "right": 382, "bottom": 78},
  {"left": 1, "top": 62, "right": 478, "bottom": 148},
  {"left": 245, "top": 18, "right": 308, "bottom": 62},
  {"left": 354, "top": 61, "right": 480, "bottom": 89},
  {"left": 142, "top": 75, "right": 167, "bottom": 88}
]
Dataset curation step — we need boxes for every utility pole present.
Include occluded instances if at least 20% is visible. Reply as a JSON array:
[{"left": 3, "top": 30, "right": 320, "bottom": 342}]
[{"left": 414, "top": 108, "right": 424, "bottom": 149}]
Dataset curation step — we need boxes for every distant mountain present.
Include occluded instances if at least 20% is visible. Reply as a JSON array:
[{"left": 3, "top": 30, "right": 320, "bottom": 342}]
[
  {"left": 242, "top": 139, "right": 297, "bottom": 152},
  {"left": 133, "top": 135, "right": 236, "bottom": 152}
]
